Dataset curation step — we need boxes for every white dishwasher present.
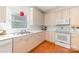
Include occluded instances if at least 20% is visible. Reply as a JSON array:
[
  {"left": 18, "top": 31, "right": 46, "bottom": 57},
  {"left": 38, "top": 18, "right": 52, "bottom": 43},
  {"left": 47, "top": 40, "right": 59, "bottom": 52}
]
[{"left": 0, "top": 39, "right": 12, "bottom": 53}]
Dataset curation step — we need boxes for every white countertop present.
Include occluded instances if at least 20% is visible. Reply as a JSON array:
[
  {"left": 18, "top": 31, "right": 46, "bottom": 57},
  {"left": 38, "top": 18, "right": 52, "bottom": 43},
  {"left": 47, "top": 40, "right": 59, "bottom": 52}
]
[
  {"left": 0, "top": 30, "right": 43, "bottom": 40},
  {"left": 0, "top": 34, "right": 27, "bottom": 40},
  {"left": 30, "top": 30, "right": 43, "bottom": 33}
]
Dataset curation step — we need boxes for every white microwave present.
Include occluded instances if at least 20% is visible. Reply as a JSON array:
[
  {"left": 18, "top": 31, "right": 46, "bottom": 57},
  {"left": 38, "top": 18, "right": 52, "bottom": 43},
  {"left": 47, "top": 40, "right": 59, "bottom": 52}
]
[{"left": 56, "top": 19, "right": 70, "bottom": 25}]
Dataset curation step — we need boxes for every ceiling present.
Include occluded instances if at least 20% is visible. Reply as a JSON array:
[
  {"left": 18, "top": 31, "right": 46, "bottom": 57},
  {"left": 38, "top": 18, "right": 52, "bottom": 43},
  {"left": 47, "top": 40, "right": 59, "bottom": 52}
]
[{"left": 36, "top": 6, "right": 62, "bottom": 12}]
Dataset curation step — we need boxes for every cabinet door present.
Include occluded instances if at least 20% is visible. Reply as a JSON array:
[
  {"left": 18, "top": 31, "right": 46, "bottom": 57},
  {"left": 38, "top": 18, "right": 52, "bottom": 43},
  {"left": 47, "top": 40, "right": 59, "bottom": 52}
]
[
  {"left": 70, "top": 7, "right": 79, "bottom": 26},
  {"left": 0, "top": 6, "right": 6, "bottom": 22},
  {"left": 35, "top": 32, "right": 45, "bottom": 41},
  {"left": 13, "top": 32, "right": 44, "bottom": 53},
  {"left": 13, "top": 35, "right": 29, "bottom": 53},
  {"left": 27, "top": 32, "right": 45, "bottom": 51},
  {"left": 61, "top": 8, "right": 70, "bottom": 19},
  {"left": 36, "top": 9, "right": 44, "bottom": 25},
  {"left": 71, "top": 34, "right": 79, "bottom": 51},
  {"left": 55, "top": 9, "right": 70, "bottom": 24},
  {"left": 45, "top": 31, "right": 55, "bottom": 42},
  {"left": 32, "top": 8, "right": 44, "bottom": 25},
  {"left": 55, "top": 11, "right": 62, "bottom": 20},
  {"left": 0, "top": 39, "right": 12, "bottom": 53},
  {"left": 45, "top": 12, "right": 56, "bottom": 25}
]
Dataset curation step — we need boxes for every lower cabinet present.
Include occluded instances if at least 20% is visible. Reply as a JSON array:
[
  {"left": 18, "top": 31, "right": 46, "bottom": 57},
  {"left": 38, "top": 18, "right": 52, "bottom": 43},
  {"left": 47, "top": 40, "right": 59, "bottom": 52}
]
[
  {"left": 13, "top": 35, "right": 30, "bottom": 53},
  {"left": 13, "top": 32, "right": 44, "bottom": 53},
  {"left": 0, "top": 39, "right": 12, "bottom": 53},
  {"left": 45, "top": 31, "right": 55, "bottom": 42},
  {"left": 0, "top": 32, "right": 44, "bottom": 53},
  {"left": 71, "top": 33, "right": 79, "bottom": 51},
  {"left": 27, "top": 32, "right": 45, "bottom": 52}
]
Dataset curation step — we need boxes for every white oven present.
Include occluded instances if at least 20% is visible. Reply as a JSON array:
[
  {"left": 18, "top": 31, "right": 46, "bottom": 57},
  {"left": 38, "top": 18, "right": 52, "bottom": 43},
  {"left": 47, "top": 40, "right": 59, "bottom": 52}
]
[{"left": 55, "top": 26, "right": 71, "bottom": 49}]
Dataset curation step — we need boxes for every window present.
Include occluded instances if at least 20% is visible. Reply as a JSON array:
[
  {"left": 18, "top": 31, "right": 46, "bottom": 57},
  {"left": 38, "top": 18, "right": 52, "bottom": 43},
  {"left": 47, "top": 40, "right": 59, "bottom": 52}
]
[{"left": 11, "top": 13, "right": 27, "bottom": 28}]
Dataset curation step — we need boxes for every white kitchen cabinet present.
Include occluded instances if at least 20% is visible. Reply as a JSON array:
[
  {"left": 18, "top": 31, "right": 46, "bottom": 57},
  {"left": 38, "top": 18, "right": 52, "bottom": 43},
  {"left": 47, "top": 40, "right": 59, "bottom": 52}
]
[
  {"left": 30, "top": 7, "right": 44, "bottom": 25},
  {"left": 61, "top": 8, "right": 70, "bottom": 19},
  {"left": 24, "top": 32, "right": 44, "bottom": 52},
  {"left": 0, "top": 6, "right": 6, "bottom": 22},
  {"left": 45, "top": 31, "right": 55, "bottom": 42},
  {"left": 71, "top": 33, "right": 79, "bottom": 51},
  {"left": 55, "top": 11, "right": 62, "bottom": 20},
  {"left": 45, "top": 12, "right": 56, "bottom": 26},
  {"left": 13, "top": 32, "right": 44, "bottom": 53},
  {"left": 55, "top": 9, "right": 70, "bottom": 24},
  {"left": 45, "top": 8, "right": 70, "bottom": 26},
  {"left": 0, "top": 39, "right": 12, "bottom": 53},
  {"left": 13, "top": 35, "right": 30, "bottom": 53},
  {"left": 27, "top": 32, "right": 45, "bottom": 52},
  {"left": 70, "top": 7, "right": 79, "bottom": 26}
]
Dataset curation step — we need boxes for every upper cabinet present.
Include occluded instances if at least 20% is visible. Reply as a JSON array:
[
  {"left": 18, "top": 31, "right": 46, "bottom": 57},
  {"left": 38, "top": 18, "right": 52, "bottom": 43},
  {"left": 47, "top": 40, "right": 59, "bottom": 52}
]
[
  {"left": 55, "top": 11, "right": 62, "bottom": 20},
  {"left": 70, "top": 7, "right": 79, "bottom": 26},
  {"left": 45, "top": 12, "right": 56, "bottom": 26},
  {"left": 55, "top": 8, "right": 70, "bottom": 24},
  {"left": 61, "top": 8, "right": 70, "bottom": 20},
  {"left": 0, "top": 6, "right": 6, "bottom": 22},
  {"left": 30, "top": 7, "right": 44, "bottom": 25},
  {"left": 45, "top": 8, "right": 70, "bottom": 26}
]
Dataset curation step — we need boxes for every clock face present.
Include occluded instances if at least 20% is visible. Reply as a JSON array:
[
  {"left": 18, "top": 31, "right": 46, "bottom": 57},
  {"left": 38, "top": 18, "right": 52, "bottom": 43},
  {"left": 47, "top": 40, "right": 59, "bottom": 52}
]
[{"left": 20, "top": 11, "right": 24, "bottom": 16}]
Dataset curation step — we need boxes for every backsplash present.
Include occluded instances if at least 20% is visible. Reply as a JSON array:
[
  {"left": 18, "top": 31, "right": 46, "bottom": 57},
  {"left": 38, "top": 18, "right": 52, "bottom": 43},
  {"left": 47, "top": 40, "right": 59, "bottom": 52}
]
[
  {"left": 29, "top": 25, "right": 42, "bottom": 31},
  {"left": 40, "top": 25, "right": 47, "bottom": 31},
  {"left": 29, "top": 25, "right": 56, "bottom": 32},
  {"left": 46, "top": 25, "right": 56, "bottom": 32}
]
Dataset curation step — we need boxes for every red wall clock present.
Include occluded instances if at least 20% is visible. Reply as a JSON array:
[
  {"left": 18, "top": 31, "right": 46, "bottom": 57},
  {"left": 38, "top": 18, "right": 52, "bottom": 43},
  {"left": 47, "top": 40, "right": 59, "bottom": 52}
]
[{"left": 20, "top": 11, "right": 24, "bottom": 16}]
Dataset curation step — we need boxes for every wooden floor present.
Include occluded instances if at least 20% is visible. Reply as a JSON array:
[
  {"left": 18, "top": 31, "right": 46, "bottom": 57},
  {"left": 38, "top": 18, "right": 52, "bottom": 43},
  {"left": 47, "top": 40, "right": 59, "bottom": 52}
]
[{"left": 30, "top": 41, "right": 79, "bottom": 53}]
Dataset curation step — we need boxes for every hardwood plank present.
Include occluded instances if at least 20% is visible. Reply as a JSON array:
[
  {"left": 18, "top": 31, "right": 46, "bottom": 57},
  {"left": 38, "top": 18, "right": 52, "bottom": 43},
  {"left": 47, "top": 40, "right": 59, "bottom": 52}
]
[{"left": 30, "top": 40, "right": 79, "bottom": 53}]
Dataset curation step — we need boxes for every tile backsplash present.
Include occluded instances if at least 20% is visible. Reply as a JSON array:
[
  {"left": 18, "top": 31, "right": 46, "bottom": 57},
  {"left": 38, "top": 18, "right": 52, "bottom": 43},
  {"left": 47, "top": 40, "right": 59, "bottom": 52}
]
[
  {"left": 46, "top": 25, "right": 56, "bottom": 32},
  {"left": 29, "top": 25, "right": 42, "bottom": 31},
  {"left": 29, "top": 25, "right": 56, "bottom": 32}
]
